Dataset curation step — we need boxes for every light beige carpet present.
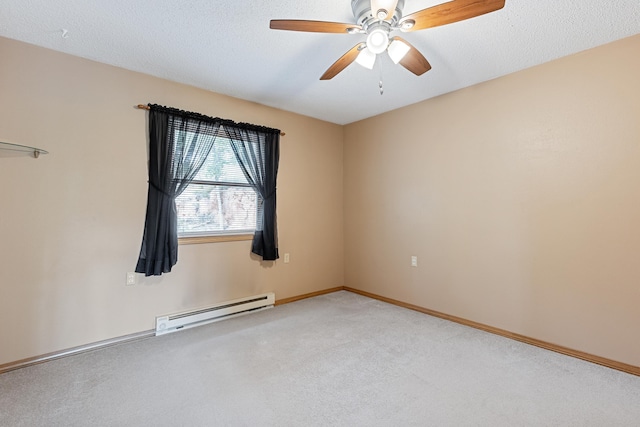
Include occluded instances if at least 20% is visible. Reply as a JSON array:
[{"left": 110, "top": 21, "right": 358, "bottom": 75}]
[{"left": 1, "top": 291, "right": 639, "bottom": 426}]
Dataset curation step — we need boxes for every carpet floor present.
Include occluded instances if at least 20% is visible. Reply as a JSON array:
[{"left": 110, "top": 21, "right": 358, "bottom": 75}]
[{"left": 1, "top": 290, "right": 639, "bottom": 426}]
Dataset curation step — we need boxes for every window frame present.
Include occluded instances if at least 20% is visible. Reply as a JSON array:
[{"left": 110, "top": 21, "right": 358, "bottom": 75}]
[{"left": 175, "top": 136, "right": 258, "bottom": 245}]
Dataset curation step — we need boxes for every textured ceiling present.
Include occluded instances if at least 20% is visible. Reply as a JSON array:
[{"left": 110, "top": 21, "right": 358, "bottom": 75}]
[{"left": 1, "top": 0, "right": 639, "bottom": 125}]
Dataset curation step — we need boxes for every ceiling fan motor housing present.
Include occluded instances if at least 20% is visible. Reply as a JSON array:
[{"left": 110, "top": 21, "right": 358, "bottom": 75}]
[{"left": 351, "top": 0, "right": 405, "bottom": 28}]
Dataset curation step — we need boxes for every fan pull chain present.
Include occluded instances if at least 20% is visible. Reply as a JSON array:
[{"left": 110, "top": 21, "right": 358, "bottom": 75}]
[{"left": 378, "top": 56, "right": 384, "bottom": 95}]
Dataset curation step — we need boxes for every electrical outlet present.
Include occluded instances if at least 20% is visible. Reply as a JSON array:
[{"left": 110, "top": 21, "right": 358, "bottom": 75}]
[
  {"left": 411, "top": 256, "right": 418, "bottom": 267},
  {"left": 126, "top": 272, "right": 136, "bottom": 286},
  {"left": 284, "top": 253, "right": 290, "bottom": 263}
]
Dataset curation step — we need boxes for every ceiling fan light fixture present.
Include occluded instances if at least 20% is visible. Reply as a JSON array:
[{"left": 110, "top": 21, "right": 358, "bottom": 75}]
[
  {"left": 388, "top": 39, "right": 410, "bottom": 64},
  {"left": 366, "top": 29, "right": 389, "bottom": 54},
  {"left": 355, "top": 48, "right": 376, "bottom": 69}
]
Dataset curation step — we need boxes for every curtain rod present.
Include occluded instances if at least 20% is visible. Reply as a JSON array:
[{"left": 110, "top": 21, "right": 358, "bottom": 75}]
[{"left": 135, "top": 104, "right": 285, "bottom": 136}]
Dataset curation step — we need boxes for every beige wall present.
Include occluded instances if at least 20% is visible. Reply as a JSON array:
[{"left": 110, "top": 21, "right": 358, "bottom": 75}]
[
  {"left": 3, "top": 33, "right": 639, "bottom": 369},
  {"left": 344, "top": 35, "right": 640, "bottom": 367},
  {"left": 0, "top": 37, "right": 344, "bottom": 365}
]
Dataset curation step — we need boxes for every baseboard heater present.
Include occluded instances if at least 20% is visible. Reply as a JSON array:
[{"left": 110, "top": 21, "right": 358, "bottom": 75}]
[{"left": 155, "top": 292, "right": 275, "bottom": 336}]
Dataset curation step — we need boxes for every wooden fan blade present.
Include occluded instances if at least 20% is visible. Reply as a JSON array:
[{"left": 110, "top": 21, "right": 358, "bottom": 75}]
[
  {"left": 320, "top": 43, "right": 365, "bottom": 80},
  {"left": 370, "top": 0, "right": 399, "bottom": 21},
  {"left": 391, "top": 37, "right": 432, "bottom": 76},
  {"left": 400, "top": 0, "right": 505, "bottom": 32},
  {"left": 270, "top": 20, "right": 362, "bottom": 34}
]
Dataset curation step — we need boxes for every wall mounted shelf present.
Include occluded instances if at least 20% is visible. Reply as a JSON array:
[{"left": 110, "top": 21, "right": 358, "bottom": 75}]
[{"left": 0, "top": 141, "right": 48, "bottom": 158}]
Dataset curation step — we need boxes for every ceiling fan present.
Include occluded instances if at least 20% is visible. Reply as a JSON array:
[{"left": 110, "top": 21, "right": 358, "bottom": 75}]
[{"left": 270, "top": 0, "right": 506, "bottom": 80}]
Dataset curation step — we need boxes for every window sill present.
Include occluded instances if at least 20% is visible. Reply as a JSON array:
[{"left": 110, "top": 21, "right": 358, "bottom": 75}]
[{"left": 179, "top": 234, "right": 253, "bottom": 245}]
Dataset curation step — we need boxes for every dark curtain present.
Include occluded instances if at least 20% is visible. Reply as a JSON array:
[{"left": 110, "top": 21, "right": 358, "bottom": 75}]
[
  {"left": 225, "top": 125, "right": 281, "bottom": 260},
  {"left": 135, "top": 105, "right": 221, "bottom": 276}
]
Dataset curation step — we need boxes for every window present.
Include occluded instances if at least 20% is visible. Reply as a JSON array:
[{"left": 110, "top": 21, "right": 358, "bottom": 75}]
[
  {"left": 176, "top": 135, "right": 257, "bottom": 240},
  {"left": 136, "top": 104, "right": 280, "bottom": 275}
]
